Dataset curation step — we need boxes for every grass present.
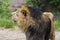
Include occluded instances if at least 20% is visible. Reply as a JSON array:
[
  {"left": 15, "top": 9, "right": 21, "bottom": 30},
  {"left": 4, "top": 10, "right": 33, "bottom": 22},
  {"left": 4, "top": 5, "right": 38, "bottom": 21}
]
[
  {"left": 55, "top": 20, "right": 60, "bottom": 31},
  {"left": 0, "top": 13, "right": 16, "bottom": 28},
  {"left": 0, "top": 0, "right": 16, "bottom": 28},
  {"left": 0, "top": 18, "right": 16, "bottom": 28}
]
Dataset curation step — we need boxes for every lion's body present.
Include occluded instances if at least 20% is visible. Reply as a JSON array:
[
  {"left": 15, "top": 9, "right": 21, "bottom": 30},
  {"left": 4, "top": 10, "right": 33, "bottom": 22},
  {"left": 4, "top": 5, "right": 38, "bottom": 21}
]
[
  {"left": 12, "top": 5, "right": 55, "bottom": 40},
  {"left": 43, "top": 12, "right": 55, "bottom": 40}
]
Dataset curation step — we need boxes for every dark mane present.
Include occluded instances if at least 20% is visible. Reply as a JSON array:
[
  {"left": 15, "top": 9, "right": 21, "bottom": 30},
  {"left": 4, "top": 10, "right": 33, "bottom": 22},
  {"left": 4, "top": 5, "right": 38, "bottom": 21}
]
[{"left": 28, "top": 6, "right": 43, "bottom": 19}]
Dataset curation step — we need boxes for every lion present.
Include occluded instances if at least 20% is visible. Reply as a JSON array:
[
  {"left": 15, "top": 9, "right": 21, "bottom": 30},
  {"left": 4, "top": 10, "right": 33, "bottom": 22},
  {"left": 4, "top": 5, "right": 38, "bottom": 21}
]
[{"left": 12, "top": 5, "right": 55, "bottom": 40}]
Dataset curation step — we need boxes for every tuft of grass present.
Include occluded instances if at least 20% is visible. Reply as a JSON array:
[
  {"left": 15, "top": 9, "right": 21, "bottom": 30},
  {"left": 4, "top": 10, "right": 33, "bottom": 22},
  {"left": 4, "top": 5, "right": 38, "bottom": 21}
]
[
  {"left": 55, "top": 20, "right": 60, "bottom": 31},
  {"left": 0, "top": 18, "right": 16, "bottom": 28}
]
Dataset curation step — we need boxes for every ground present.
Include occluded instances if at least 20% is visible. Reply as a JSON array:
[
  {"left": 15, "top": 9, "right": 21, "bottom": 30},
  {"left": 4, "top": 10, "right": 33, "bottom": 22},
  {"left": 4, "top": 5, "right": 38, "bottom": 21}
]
[{"left": 0, "top": 27, "right": 60, "bottom": 40}]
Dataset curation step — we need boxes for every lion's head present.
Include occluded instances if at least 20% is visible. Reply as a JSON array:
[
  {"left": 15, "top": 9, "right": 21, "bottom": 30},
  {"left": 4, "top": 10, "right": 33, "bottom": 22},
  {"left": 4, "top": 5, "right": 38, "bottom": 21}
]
[{"left": 12, "top": 5, "right": 36, "bottom": 31}]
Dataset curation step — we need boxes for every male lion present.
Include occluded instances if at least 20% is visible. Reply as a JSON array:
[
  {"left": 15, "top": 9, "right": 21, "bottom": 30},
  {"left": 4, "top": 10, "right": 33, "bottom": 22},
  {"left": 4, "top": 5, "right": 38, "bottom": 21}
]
[{"left": 12, "top": 5, "right": 55, "bottom": 40}]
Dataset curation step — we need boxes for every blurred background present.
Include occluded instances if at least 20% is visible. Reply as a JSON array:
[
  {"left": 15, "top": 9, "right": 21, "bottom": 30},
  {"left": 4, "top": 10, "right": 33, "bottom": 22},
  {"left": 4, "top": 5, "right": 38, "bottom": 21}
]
[{"left": 0, "top": 0, "right": 60, "bottom": 31}]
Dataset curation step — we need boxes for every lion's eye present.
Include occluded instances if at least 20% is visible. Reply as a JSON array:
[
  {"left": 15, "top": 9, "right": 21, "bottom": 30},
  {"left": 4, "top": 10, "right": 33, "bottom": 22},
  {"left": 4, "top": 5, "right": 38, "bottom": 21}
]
[{"left": 21, "top": 10, "right": 27, "bottom": 16}]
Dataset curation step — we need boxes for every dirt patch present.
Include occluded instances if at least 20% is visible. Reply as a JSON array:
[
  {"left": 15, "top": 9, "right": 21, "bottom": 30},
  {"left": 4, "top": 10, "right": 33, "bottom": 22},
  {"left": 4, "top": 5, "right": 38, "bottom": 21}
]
[{"left": 0, "top": 27, "right": 60, "bottom": 40}]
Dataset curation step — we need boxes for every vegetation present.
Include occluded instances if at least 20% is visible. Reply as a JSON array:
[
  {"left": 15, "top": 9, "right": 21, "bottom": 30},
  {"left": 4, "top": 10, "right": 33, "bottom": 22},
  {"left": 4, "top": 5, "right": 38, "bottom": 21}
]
[
  {"left": 26, "top": 0, "right": 60, "bottom": 12},
  {"left": 0, "top": 0, "right": 16, "bottom": 28},
  {"left": 55, "top": 20, "right": 60, "bottom": 31}
]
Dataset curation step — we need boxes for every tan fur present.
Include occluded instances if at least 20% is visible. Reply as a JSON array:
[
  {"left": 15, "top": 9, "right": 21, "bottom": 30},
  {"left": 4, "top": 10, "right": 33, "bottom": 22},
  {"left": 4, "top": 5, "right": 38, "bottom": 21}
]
[{"left": 43, "top": 12, "right": 55, "bottom": 40}]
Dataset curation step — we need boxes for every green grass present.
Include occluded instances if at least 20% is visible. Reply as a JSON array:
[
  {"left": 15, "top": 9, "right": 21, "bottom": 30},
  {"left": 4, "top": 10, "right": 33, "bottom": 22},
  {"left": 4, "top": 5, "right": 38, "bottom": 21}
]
[
  {"left": 0, "top": 0, "right": 16, "bottom": 28},
  {"left": 0, "top": 12, "right": 16, "bottom": 28},
  {"left": 0, "top": 18, "right": 16, "bottom": 28},
  {"left": 55, "top": 20, "right": 60, "bottom": 31}
]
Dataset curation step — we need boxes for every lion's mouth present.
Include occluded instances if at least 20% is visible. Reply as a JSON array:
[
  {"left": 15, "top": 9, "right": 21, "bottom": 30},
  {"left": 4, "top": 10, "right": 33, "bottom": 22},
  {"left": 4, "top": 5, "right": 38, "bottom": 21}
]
[{"left": 13, "top": 20, "right": 17, "bottom": 22}]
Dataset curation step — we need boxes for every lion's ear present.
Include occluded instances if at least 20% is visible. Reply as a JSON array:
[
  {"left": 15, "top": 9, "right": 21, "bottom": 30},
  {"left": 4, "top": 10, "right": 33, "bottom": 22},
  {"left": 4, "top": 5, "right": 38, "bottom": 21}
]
[{"left": 21, "top": 10, "right": 27, "bottom": 17}]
